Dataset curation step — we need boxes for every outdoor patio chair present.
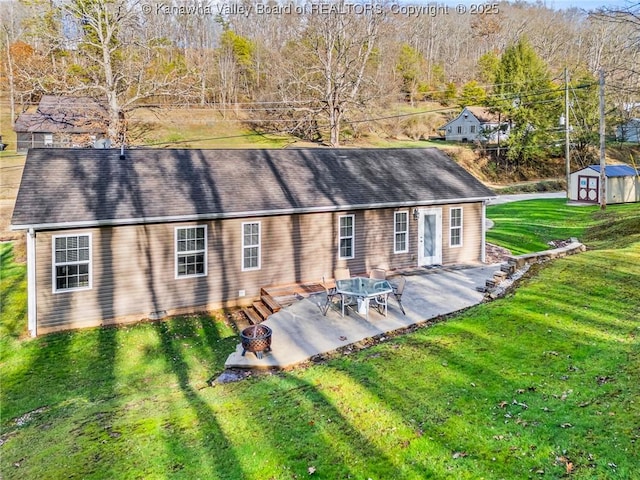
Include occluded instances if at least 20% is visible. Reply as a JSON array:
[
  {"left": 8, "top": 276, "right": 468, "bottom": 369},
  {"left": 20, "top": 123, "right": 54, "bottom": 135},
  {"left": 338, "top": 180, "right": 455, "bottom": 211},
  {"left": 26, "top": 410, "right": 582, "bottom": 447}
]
[
  {"left": 334, "top": 267, "right": 351, "bottom": 280},
  {"left": 370, "top": 268, "right": 388, "bottom": 314},
  {"left": 392, "top": 276, "right": 407, "bottom": 315},
  {"left": 369, "top": 268, "right": 386, "bottom": 280},
  {"left": 321, "top": 275, "right": 339, "bottom": 316},
  {"left": 373, "top": 288, "right": 389, "bottom": 316}
]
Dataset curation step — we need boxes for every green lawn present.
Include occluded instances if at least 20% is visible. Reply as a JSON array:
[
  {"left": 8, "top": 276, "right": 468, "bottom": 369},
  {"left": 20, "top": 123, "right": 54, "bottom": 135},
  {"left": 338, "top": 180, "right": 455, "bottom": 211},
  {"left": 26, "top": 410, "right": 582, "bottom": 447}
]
[
  {"left": 1, "top": 200, "right": 639, "bottom": 479},
  {"left": 486, "top": 199, "right": 640, "bottom": 254}
]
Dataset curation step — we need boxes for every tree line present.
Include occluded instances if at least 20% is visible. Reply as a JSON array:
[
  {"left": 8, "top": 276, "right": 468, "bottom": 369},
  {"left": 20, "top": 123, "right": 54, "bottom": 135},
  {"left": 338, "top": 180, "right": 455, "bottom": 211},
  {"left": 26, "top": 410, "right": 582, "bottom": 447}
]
[{"left": 1, "top": 0, "right": 638, "bottom": 164}]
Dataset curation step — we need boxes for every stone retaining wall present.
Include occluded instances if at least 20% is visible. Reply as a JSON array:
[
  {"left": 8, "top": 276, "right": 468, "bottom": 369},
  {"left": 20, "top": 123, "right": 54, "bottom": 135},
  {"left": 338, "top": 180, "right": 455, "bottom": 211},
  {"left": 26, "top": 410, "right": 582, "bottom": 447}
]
[{"left": 506, "top": 239, "right": 587, "bottom": 269}]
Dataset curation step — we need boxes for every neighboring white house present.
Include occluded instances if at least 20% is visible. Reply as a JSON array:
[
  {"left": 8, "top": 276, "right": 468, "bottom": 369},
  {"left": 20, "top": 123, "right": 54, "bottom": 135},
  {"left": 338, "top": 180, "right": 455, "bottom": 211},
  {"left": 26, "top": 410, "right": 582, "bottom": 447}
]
[
  {"left": 616, "top": 118, "right": 640, "bottom": 143},
  {"left": 570, "top": 164, "right": 640, "bottom": 204},
  {"left": 439, "top": 106, "right": 510, "bottom": 143}
]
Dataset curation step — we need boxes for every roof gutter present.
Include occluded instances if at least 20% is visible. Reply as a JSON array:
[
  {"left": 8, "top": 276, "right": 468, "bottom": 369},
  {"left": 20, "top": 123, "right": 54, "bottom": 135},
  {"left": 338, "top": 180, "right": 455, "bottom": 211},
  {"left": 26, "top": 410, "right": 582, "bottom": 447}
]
[{"left": 12, "top": 195, "right": 497, "bottom": 232}]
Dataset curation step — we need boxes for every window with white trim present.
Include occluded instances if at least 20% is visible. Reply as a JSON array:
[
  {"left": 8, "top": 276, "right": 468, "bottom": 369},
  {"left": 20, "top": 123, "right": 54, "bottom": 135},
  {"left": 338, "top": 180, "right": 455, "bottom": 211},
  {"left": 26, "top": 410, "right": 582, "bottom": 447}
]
[
  {"left": 456, "top": 125, "right": 463, "bottom": 134},
  {"left": 470, "top": 125, "right": 477, "bottom": 134},
  {"left": 394, "top": 211, "right": 409, "bottom": 253},
  {"left": 176, "top": 226, "right": 207, "bottom": 277},
  {"left": 53, "top": 234, "right": 91, "bottom": 292},
  {"left": 43, "top": 133, "right": 53, "bottom": 147},
  {"left": 339, "top": 215, "right": 355, "bottom": 259},
  {"left": 242, "top": 222, "right": 261, "bottom": 271},
  {"left": 450, "top": 207, "right": 463, "bottom": 247}
]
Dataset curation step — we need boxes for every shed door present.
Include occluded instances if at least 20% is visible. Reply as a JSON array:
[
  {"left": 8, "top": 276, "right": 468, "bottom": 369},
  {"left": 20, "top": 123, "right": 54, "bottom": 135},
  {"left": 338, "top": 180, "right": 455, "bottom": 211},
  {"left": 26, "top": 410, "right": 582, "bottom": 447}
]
[{"left": 578, "top": 175, "right": 598, "bottom": 203}]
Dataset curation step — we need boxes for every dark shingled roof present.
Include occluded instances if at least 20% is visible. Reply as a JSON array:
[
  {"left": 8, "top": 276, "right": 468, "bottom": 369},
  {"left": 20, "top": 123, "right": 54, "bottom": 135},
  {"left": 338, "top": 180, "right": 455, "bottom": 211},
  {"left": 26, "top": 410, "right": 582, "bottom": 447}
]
[
  {"left": 13, "top": 95, "right": 108, "bottom": 134},
  {"left": 11, "top": 148, "right": 495, "bottom": 229}
]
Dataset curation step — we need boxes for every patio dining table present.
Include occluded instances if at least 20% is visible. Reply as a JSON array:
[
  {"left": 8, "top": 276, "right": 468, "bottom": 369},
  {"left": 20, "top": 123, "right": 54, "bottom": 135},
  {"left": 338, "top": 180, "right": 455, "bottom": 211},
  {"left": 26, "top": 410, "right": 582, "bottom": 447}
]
[{"left": 335, "top": 277, "right": 393, "bottom": 319}]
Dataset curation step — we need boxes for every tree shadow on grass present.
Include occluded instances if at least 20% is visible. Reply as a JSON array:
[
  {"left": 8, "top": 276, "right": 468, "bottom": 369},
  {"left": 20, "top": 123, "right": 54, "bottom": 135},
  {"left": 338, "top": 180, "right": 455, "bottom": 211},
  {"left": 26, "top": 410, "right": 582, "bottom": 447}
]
[{"left": 152, "top": 320, "right": 243, "bottom": 478}]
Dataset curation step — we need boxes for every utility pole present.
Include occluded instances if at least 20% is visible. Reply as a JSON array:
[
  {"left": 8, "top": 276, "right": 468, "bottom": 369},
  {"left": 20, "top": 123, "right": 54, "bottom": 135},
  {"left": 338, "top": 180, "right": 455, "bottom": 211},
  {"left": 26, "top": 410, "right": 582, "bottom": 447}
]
[
  {"left": 599, "top": 69, "right": 606, "bottom": 210},
  {"left": 564, "top": 68, "right": 570, "bottom": 200}
]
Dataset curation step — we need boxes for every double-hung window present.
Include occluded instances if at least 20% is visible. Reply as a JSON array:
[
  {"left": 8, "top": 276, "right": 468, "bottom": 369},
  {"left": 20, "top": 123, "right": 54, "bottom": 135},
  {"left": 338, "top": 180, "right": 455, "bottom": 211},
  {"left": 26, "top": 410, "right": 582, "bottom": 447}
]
[
  {"left": 53, "top": 234, "right": 91, "bottom": 292},
  {"left": 176, "top": 226, "right": 207, "bottom": 278},
  {"left": 339, "top": 215, "right": 355, "bottom": 259},
  {"left": 450, "top": 207, "right": 463, "bottom": 247},
  {"left": 242, "top": 222, "right": 261, "bottom": 271},
  {"left": 394, "top": 211, "right": 409, "bottom": 253}
]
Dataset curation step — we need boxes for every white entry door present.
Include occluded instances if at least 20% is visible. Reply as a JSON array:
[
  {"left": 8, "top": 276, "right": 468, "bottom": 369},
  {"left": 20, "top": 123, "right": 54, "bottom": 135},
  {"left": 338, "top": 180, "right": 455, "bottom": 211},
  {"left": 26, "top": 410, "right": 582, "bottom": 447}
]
[{"left": 418, "top": 208, "right": 442, "bottom": 266}]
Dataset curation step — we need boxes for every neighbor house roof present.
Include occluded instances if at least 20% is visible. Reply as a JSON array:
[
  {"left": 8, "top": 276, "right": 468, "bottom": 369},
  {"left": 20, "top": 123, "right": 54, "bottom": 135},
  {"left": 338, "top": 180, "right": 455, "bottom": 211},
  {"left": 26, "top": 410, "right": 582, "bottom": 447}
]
[
  {"left": 439, "top": 106, "right": 502, "bottom": 130},
  {"left": 11, "top": 148, "right": 496, "bottom": 230},
  {"left": 14, "top": 95, "right": 108, "bottom": 134},
  {"left": 465, "top": 107, "right": 501, "bottom": 124},
  {"left": 583, "top": 164, "right": 639, "bottom": 177}
]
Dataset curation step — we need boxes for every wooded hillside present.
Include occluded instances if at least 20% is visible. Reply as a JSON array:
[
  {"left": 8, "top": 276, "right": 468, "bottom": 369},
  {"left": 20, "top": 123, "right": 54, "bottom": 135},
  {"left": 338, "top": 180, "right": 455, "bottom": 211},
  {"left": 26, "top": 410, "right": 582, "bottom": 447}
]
[{"left": 1, "top": 1, "right": 638, "bottom": 170}]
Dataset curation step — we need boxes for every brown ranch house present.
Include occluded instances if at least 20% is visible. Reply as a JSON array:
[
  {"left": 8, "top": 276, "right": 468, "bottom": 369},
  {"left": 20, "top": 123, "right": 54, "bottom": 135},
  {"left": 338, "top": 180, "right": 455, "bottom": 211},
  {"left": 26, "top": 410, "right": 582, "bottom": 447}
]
[{"left": 11, "top": 148, "right": 496, "bottom": 336}]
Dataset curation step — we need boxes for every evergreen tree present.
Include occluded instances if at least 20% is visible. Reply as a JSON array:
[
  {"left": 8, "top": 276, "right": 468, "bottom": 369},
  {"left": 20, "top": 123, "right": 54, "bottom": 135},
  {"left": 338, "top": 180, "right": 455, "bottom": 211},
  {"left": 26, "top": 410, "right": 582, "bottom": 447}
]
[
  {"left": 492, "top": 37, "right": 561, "bottom": 167},
  {"left": 458, "top": 80, "right": 487, "bottom": 107}
]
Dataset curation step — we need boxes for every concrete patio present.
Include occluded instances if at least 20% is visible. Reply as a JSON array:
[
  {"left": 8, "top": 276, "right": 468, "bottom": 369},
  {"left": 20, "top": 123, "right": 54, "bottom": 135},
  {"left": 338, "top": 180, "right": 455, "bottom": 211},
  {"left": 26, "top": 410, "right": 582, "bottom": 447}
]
[{"left": 224, "top": 264, "right": 499, "bottom": 369}]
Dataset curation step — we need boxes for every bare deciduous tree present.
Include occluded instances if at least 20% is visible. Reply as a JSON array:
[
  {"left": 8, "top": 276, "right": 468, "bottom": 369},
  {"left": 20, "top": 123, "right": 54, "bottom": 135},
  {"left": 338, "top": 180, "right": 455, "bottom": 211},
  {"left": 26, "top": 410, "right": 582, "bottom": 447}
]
[{"left": 284, "top": 2, "right": 381, "bottom": 146}]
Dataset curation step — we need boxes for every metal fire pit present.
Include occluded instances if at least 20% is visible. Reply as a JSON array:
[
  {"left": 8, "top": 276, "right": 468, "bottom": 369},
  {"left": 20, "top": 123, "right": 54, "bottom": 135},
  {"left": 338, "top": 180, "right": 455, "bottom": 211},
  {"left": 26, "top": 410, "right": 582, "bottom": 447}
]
[{"left": 240, "top": 324, "right": 272, "bottom": 359}]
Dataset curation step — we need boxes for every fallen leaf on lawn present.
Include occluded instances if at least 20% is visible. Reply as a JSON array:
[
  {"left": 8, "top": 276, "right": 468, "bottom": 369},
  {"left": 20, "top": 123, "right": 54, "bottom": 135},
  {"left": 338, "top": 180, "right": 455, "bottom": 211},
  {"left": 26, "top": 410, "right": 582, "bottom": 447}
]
[
  {"left": 493, "top": 435, "right": 504, "bottom": 440},
  {"left": 560, "top": 423, "right": 573, "bottom": 428},
  {"left": 578, "top": 402, "right": 590, "bottom": 408},
  {"left": 498, "top": 401, "right": 508, "bottom": 408},
  {"left": 308, "top": 466, "right": 316, "bottom": 474},
  {"left": 512, "top": 399, "right": 529, "bottom": 409},
  {"left": 452, "top": 451, "right": 467, "bottom": 459},
  {"left": 566, "top": 462, "right": 574, "bottom": 474}
]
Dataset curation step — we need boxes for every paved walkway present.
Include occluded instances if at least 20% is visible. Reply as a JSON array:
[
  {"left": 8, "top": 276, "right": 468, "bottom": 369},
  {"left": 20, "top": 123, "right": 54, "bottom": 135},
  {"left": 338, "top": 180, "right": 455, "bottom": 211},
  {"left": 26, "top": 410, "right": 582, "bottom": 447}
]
[
  {"left": 224, "top": 264, "right": 498, "bottom": 369},
  {"left": 488, "top": 191, "right": 566, "bottom": 204}
]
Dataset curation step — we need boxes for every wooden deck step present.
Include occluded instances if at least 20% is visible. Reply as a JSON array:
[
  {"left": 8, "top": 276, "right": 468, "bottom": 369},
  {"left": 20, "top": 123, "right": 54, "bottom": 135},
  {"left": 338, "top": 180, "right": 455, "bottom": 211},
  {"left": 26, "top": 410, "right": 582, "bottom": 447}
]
[
  {"left": 242, "top": 307, "right": 262, "bottom": 325},
  {"left": 252, "top": 301, "right": 272, "bottom": 321},
  {"left": 260, "top": 289, "right": 282, "bottom": 313}
]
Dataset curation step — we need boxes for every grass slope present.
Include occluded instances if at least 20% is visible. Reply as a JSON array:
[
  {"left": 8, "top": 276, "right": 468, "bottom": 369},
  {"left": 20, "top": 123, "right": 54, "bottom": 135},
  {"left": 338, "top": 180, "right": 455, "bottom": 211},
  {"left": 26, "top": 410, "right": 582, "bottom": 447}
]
[
  {"left": 1, "top": 201, "right": 639, "bottom": 479},
  {"left": 486, "top": 199, "right": 640, "bottom": 255}
]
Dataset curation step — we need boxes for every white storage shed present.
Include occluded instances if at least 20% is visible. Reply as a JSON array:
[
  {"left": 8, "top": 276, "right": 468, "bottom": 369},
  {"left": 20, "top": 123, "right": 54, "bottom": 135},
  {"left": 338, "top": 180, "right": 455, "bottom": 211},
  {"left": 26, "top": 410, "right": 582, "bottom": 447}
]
[{"left": 570, "top": 164, "right": 640, "bottom": 204}]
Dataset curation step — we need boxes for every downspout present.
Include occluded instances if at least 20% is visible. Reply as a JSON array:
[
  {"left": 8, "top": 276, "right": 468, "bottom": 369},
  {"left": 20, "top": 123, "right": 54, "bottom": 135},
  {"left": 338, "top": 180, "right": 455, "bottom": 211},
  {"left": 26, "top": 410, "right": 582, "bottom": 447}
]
[
  {"left": 481, "top": 201, "right": 487, "bottom": 263},
  {"left": 27, "top": 228, "right": 37, "bottom": 337}
]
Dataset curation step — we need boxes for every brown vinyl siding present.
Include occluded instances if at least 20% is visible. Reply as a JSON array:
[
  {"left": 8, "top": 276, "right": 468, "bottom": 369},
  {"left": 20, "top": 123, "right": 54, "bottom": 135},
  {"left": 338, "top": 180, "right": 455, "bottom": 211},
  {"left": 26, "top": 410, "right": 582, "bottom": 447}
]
[
  {"left": 442, "top": 203, "right": 483, "bottom": 264},
  {"left": 34, "top": 203, "right": 485, "bottom": 333}
]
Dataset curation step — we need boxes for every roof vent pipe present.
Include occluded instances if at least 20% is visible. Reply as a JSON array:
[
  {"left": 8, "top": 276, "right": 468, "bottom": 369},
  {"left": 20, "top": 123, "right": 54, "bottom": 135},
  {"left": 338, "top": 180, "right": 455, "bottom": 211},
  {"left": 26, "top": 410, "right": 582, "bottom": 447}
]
[{"left": 119, "top": 144, "right": 125, "bottom": 160}]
